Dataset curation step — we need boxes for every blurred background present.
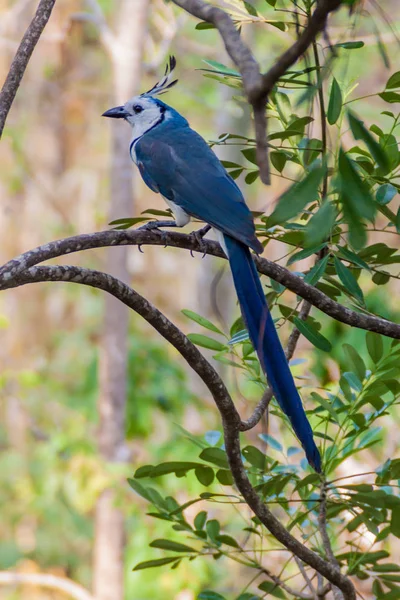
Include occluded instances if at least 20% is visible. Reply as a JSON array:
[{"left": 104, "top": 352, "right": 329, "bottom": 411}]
[{"left": 1, "top": 0, "right": 400, "bottom": 598}]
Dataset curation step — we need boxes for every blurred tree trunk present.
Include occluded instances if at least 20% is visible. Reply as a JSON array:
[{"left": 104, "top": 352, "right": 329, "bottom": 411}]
[{"left": 93, "top": 2, "right": 149, "bottom": 599}]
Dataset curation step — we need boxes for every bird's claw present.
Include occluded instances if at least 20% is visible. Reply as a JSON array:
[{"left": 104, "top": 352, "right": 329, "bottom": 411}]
[{"left": 189, "top": 224, "right": 211, "bottom": 257}]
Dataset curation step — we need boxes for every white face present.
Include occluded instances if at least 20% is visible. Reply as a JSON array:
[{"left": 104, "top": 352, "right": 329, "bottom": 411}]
[{"left": 123, "top": 96, "right": 166, "bottom": 138}]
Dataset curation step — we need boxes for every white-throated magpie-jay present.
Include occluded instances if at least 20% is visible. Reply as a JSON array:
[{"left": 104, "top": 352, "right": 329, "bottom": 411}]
[{"left": 102, "top": 57, "right": 321, "bottom": 472}]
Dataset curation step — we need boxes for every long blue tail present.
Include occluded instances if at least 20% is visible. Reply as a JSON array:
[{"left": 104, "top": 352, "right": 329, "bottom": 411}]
[{"left": 224, "top": 234, "right": 321, "bottom": 472}]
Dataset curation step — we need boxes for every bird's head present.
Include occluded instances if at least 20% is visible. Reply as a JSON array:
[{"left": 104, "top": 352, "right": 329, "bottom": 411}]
[{"left": 102, "top": 56, "right": 180, "bottom": 136}]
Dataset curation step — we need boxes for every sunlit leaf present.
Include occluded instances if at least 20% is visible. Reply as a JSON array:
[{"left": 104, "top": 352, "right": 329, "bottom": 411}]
[
  {"left": 187, "top": 334, "right": 227, "bottom": 351},
  {"left": 150, "top": 539, "right": 197, "bottom": 552},
  {"left": 133, "top": 557, "right": 179, "bottom": 570},
  {"left": 182, "top": 309, "right": 224, "bottom": 335}
]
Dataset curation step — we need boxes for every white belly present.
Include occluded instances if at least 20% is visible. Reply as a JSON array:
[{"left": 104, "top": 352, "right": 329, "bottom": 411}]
[{"left": 164, "top": 198, "right": 191, "bottom": 227}]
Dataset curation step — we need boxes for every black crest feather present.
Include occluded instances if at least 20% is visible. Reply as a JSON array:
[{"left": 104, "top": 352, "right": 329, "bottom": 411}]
[{"left": 142, "top": 56, "right": 178, "bottom": 97}]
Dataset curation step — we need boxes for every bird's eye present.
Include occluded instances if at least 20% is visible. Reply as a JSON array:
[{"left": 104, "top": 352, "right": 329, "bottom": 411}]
[{"left": 133, "top": 105, "right": 143, "bottom": 114}]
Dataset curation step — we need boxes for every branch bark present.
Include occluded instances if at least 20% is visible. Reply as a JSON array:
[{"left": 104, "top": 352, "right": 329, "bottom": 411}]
[
  {"left": 0, "top": 0, "right": 56, "bottom": 137},
  {"left": 1, "top": 229, "right": 398, "bottom": 339},
  {"left": 171, "top": 0, "right": 343, "bottom": 183},
  {"left": 1, "top": 262, "right": 356, "bottom": 599}
]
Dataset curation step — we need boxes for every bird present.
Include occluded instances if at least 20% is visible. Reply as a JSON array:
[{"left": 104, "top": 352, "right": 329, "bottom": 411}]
[{"left": 102, "top": 57, "right": 321, "bottom": 473}]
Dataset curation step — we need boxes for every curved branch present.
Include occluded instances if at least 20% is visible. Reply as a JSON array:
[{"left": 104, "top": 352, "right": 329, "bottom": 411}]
[
  {"left": 0, "top": 572, "right": 93, "bottom": 600},
  {"left": 0, "top": 228, "right": 398, "bottom": 339},
  {"left": 0, "top": 0, "right": 56, "bottom": 137},
  {"left": 4, "top": 263, "right": 355, "bottom": 598}
]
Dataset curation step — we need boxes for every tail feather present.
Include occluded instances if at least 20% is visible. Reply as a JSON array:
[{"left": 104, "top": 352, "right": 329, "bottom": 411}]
[{"left": 224, "top": 234, "right": 321, "bottom": 472}]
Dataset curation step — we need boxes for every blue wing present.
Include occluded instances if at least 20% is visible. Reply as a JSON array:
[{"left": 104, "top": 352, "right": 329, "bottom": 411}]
[{"left": 135, "top": 121, "right": 263, "bottom": 254}]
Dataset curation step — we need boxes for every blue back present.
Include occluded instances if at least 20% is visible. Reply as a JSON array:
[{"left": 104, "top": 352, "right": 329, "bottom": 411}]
[{"left": 135, "top": 111, "right": 263, "bottom": 254}]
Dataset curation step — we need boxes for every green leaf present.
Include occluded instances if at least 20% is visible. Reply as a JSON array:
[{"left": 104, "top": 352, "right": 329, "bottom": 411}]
[
  {"left": 200, "top": 447, "right": 229, "bottom": 469},
  {"left": 337, "top": 246, "right": 370, "bottom": 271},
  {"left": 187, "top": 334, "right": 227, "bottom": 351},
  {"left": 348, "top": 111, "right": 390, "bottom": 172},
  {"left": 141, "top": 208, "right": 172, "bottom": 217},
  {"left": 195, "top": 22, "right": 216, "bottom": 30},
  {"left": 293, "top": 317, "right": 332, "bottom": 352},
  {"left": 304, "top": 201, "right": 337, "bottom": 247},
  {"left": 376, "top": 183, "right": 397, "bottom": 205},
  {"left": 327, "top": 78, "right": 342, "bottom": 125},
  {"left": 206, "top": 519, "right": 220, "bottom": 542},
  {"left": 268, "top": 166, "right": 325, "bottom": 226},
  {"left": 216, "top": 469, "right": 234, "bottom": 485},
  {"left": 391, "top": 509, "right": 400, "bottom": 538},
  {"left": 242, "top": 445, "right": 267, "bottom": 470},
  {"left": 215, "top": 534, "right": 240, "bottom": 547},
  {"left": 149, "top": 539, "right": 197, "bottom": 553},
  {"left": 366, "top": 331, "right": 383, "bottom": 363},
  {"left": 334, "top": 41, "right": 364, "bottom": 49},
  {"left": 202, "top": 59, "right": 240, "bottom": 77},
  {"left": 270, "top": 151, "right": 286, "bottom": 173},
  {"left": 198, "top": 592, "right": 226, "bottom": 600},
  {"left": 133, "top": 557, "right": 180, "bottom": 570},
  {"left": 287, "top": 243, "right": 326, "bottom": 266},
  {"left": 334, "top": 256, "right": 364, "bottom": 304},
  {"left": 109, "top": 217, "right": 149, "bottom": 229},
  {"left": 379, "top": 91, "right": 400, "bottom": 104},
  {"left": 147, "top": 462, "right": 200, "bottom": 477},
  {"left": 304, "top": 255, "right": 330, "bottom": 285},
  {"left": 386, "top": 71, "right": 400, "bottom": 90},
  {"left": 127, "top": 478, "right": 152, "bottom": 501},
  {"left": 182, "top": 309, "right": 223, "bottom": 335},
  {"left": 194, "top": 511, "right": 207, "bottom": 530},
  {"left": 339, "top": 148, "right": 376, "bottom": 220},
  {"left": 343, "top": 343, "right": 366, "bottom": 381},
  {"left": 195, "top": 466, "right": 214, "bottom": 486},
  {"left": 245, "top": 170, "right": 259, "bottom": 184},
  {"left": 258, "top": 581, "right": 286, "bottom": 598},
  {"left": 311, "top": 392, "right": 340, "bottom": 424},
  {"left": 242, "top": 148, "right": 257, "bottom": 165},
  {"left": 301, "top": 137, "right": 323, "bottom": 166}
]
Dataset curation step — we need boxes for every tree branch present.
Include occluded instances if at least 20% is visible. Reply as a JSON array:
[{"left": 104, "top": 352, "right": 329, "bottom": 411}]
[
  {"left": 1, "top": 229, "right": 398, "bottom": 339},
  {"left": 170, "top": 0, "right": 343, "bottom": 183},
  {"left": 2, "top": 262, "right": 355, "bottom": 598},
  {"left": 0, "top": 572, "right": 93, "bottom": 600},
  {"left": 0, "top": 0, "right": 56, "bottom": 138}
]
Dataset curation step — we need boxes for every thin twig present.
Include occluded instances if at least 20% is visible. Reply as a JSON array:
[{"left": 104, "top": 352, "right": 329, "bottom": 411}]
[
  {"left": 318, "top": 478, "right": 344, "bottom": 600},
  {"left": 0, "top": 229, "right": 398, "bottom": 339},
  {"left": 2, "top": 263, "right": 356, "bottom": 598},
  {"left": 241, "top": 299, "right": 312, "bottom": 431},
  {"left": 0, "top": 0, "right": 56, "bottom": 137}
]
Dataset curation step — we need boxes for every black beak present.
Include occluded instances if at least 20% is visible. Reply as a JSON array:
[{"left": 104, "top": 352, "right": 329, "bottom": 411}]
[{"left": 102, "top": 106, "right": 129, "bottom": 119}]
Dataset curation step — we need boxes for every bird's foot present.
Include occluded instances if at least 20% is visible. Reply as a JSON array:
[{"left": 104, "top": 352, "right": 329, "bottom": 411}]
[
  {"left": 139, "top": 220, "right": 177, "bottom": 232},
  {"left": 189, "top": 224, "right": 211, "bottom": 257},
  {"left": 138, "top": 220, "right": 177, "bottom": 247}
]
